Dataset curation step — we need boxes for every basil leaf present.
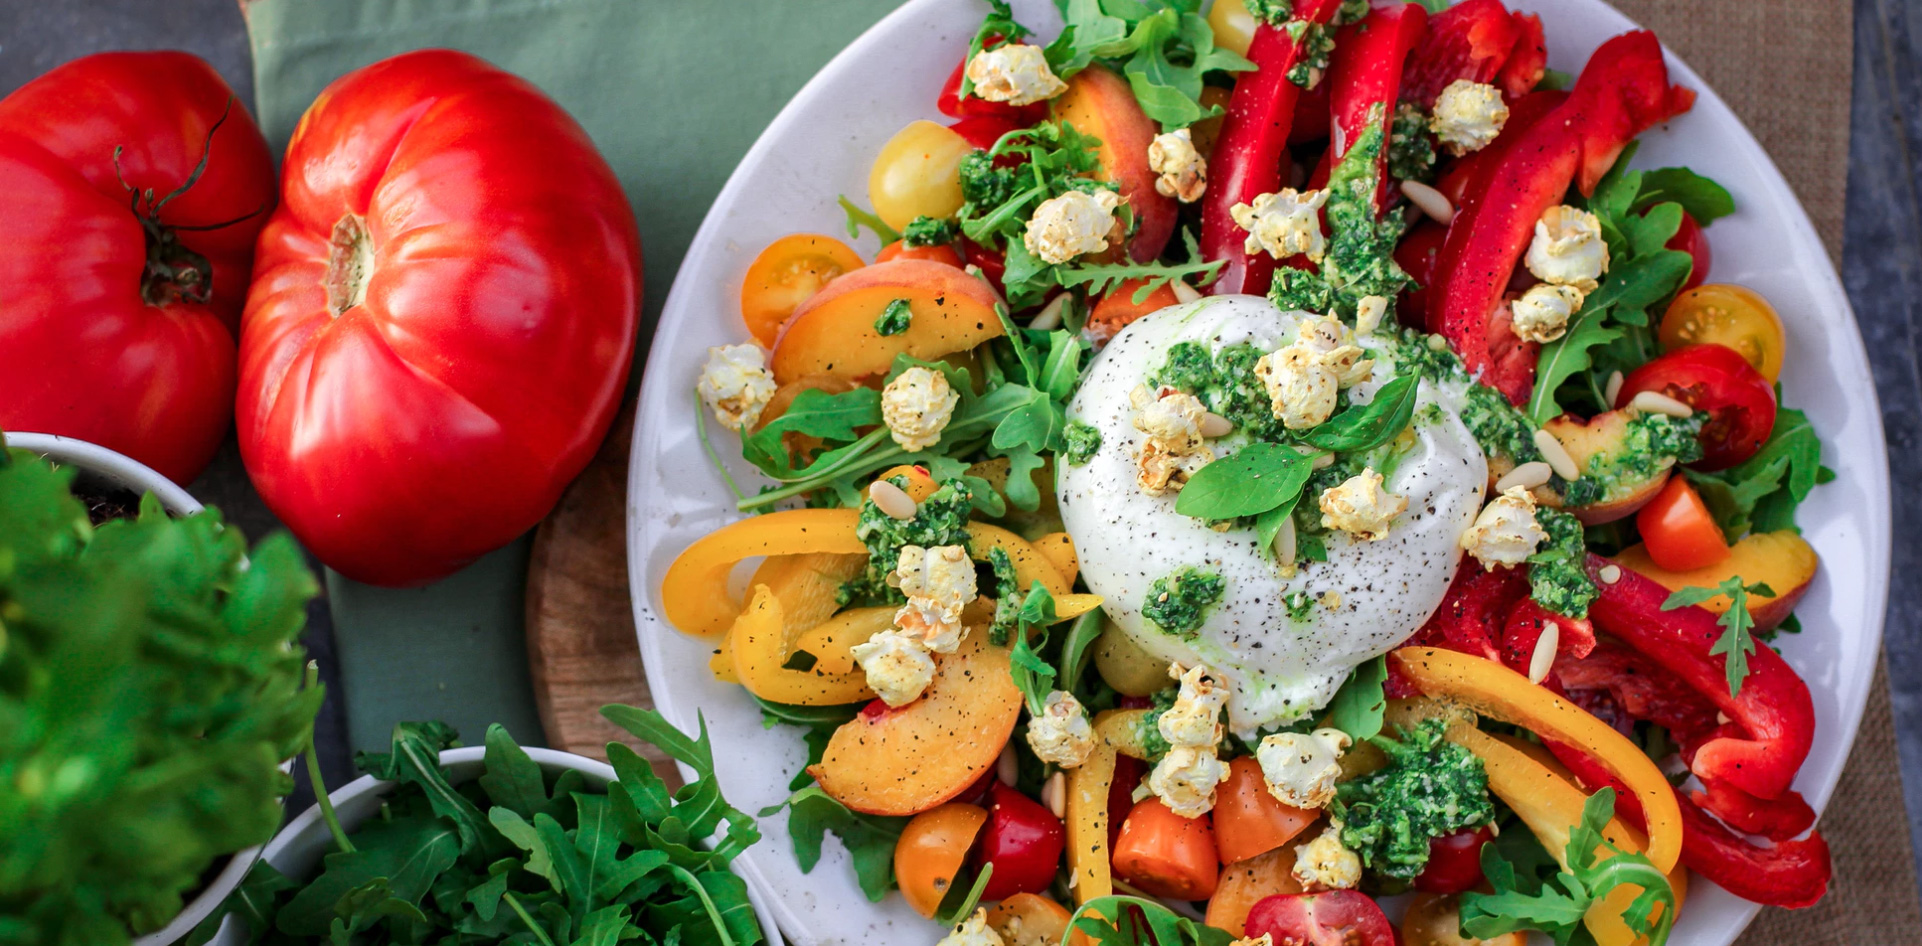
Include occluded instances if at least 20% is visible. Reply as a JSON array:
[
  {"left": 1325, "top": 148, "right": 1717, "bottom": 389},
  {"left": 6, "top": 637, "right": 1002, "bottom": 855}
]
[
  {"left": 1326, "top": 657, "right": 1388, "bottom": 742},
  {"left": 1304, "top": 373, "right": 1420, "bottom": 452},
  {"left": 1174, "top": 443, "right": 1317, "bottom": 520}
]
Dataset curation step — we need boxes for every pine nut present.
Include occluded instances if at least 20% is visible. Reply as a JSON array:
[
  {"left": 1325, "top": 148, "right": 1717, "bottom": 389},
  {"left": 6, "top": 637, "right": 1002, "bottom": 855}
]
[
  {"left": 868, "top": 480, "right": 917, "bottom": 520},
  {"left": 1599, "top": 564, "right": 1622, "bottom": 584},
  {"left": 1172, "top": 279, "right": 1203, "bottom": 304},
  {"left": 1401, "top": 179, "right": 1456, "bottom": 225},
  {"left": 1533, "top": 429, "right": 1581, "bottom": 482},
  {"left": 997, "top": 741, "right": 1019, "bottom": 786},
  {"left": 1274, "top": 515, "right": 1297, "bottom": 565},
  {"left": 1029, "top": 293, "right": 1069, "bottom": 331},
  {"left": 1494, "top": 461, "right": 1554, "bottom": 493},
  {"left": 1427, "top": 332, "right": 1449, "bottom": 351},
  {"left": 1529, "top": 621, "right": 1561, "bottom": 684},
  {"left": 1199, "top": 412, "right": 1235, "bottom": 438},
  {"left": 1627, "top": 390, "right": 1695, "bottom": 418},
  {"left": 1716, "top": 711, "right": 1732, "bottom": 725},
  {"left": 1604, "top": 370, "right": 1625, "bottom": 406},
  {"left": 1042, "top": 772, "right": 1067, "bottom": 819},
  {"left": 1313, "top": 453, "right": 1335, "bottom": 470}
]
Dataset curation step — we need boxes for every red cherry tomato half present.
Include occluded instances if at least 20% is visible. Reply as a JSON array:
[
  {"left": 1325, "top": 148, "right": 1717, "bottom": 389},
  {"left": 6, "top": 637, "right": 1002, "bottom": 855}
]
[
  {"left": 1616, "top": 343, "right": 1778, "bottom": 470},
  {"left": 1667, "top": 210, "right": 1712, "bottom": 292},
  {"left": 1413, "top": 824, "right": 1495, "bottom": 894},
  {"left": 1244, "top": 890, "right": 1397, "bottom": 946},
  {"left": 972, "top": 781, "right": 1066, "bottom": 900},
  {"left": 937, "top": 47, "right": 1049, "bottom": 125}
]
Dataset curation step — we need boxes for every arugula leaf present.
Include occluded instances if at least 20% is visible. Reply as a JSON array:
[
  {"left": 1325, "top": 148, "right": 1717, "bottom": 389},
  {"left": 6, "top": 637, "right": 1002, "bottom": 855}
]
[
  {"left": 1049, "top": 0, "right": 1254, "bottom": 129},
  {"left": 1527, "top": 293, "right": 1623, "bottom": 426},
  {"left": 1685, "top": 406, "right": 1829, "bottom": 539},
  {"left": 768, "top": 785, "right": 909, "bottom": 901},
  {"left": 931, "top": 863, "right": 995, "bottom": 927},
  {"left": 1010, "top": 627, "right": 1059, "bottom": 714},
  {"left": 1632, "top": 167, "right": 1736, "bottom": 224},
  {"left": 1326, "top": 657, "right": 1389, "bottom": 742},
  {"left": 1057, "top": 609, "right": 1106, "bottom": 692},
  {"left": 1174, "top": 442, "right": 1318, "bottom": 520},
  {"left": 1304, "top": 373, "right": 1419, "bottom": 452},
  {"left": 1662, "top": 578, "right": 1774, "bottom": 696},
  {"left": 837, "top": 195, "right": 899, "bottom": 246},
  {"left": 740, "top": 387, "right": 882, "bottom": 477},
  {"left": 1067, "top": 895, "right": 1237, "bottom": 946},
  {"left": 1460, "top": 788, "right": 1677, "bottom": 946}
]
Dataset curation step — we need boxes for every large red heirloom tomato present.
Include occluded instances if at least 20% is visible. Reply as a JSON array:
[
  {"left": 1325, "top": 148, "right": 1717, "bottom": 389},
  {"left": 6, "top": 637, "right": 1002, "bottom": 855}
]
[
  {"left": 0, "top": 52, "right": 274, "bottom": 484},
  {"left": 238, "top": 50, "right": 640, "bottom": 587}
]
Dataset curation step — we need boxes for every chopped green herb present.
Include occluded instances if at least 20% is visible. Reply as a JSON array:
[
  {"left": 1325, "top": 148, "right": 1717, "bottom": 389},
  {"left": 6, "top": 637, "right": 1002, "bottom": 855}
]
[
  {"left": 1142, "top": 566, "right": 1226, "bottom": 639},
  {"left": 1064, "top": 421, "right": 1103, "bottom": 465},
  {"left": 1284, "top": 20, "right": 1336, "bottom": 88},
  {"left": 1335, "top": 719, "right": 1494, "bottom": 881},
  {"left": 874, "top": 298, "right": 913, "bottom": 336},
  {"left": 901, "top": 215, "right": 959, "bottom": 247},
  {"left": 1389, "top": 102, "right": 1437, "bottom": 182},
  {"left": 1151, "top": 340, "right": 1289, "bottom": 443}
]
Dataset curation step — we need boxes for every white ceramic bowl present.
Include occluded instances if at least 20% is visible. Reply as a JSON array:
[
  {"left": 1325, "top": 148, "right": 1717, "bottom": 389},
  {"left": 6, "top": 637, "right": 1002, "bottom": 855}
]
[
  {"left": 626, "top": 2, "right": 1892, "bottom": 944},
  {"left": 204, "top": 746, "right": 785, "bottom": 946}
]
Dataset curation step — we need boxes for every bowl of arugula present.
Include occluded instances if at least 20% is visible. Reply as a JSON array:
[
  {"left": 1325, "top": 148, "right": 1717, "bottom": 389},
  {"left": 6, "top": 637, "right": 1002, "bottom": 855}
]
[{"left": 196, "top": 707, "right": 781, "bottom": 946}]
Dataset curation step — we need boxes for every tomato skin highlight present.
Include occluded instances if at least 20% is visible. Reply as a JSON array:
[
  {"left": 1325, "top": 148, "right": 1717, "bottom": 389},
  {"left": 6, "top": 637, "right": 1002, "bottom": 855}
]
[
  {"left": 1244, "top": 890, "right": 1397, "bottom": 946},
  {"left": 1214, "top": 757, "right": 1318, "bottom": 865},
  {"left": 1616, "top": 343, "right": 1778, "bottom": 470},
  {"left": 973, "top": 781, "right": 1067, "bottom": 900},
  {"left": 0, "top": 51, "right": 276, "bottom": 484},
  {"left": 1111, "top": 798, "right": 1220, "bottom": 900},
  {"left": 1412, "top": 824, "right": 1494, "bottom": 894},
  {"left": 1637, "top": 475, "right": 1732, "bottom": 571},
  {"left": 237, "top": 50, "right": 640, "bottom": 586}
]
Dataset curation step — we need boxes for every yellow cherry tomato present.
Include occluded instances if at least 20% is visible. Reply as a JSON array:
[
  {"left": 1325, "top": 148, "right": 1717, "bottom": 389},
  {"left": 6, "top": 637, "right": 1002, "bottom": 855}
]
[
  {"left": 1657, "top": 284, "right": 1786, "bottom": 382},
  {"left": 1207, "top": 0, "right": 1258, "bottom": 59},
  {"left": 869, "top": 120, "right": 973, "bottom": 231},
  {"left": 740, "top": 234, "right": 864, "bottom": 346},
  {"left": 895, "top": 803, "right": 988, "bottom": 917}
]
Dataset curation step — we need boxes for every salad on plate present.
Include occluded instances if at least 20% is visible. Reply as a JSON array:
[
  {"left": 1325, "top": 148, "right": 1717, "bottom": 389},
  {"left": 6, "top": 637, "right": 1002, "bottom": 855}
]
[{"left": 659, "top": 1, "right": 1836, "bottom": 943}]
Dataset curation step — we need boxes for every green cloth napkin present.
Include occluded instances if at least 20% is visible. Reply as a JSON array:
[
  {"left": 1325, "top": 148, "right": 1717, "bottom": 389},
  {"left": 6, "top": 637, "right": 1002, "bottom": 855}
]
[{"left": 244, "top": 0, "right": 902, "bottom": 751}]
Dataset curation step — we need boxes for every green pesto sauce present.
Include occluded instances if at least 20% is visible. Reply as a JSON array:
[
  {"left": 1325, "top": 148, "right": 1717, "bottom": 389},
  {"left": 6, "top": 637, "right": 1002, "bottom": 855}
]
[
  {"left": 1265, "top": 115, "right": 1410, "bottom": 319},
  {"left": 841, "top": 477, "right": 974, "bottom": 606},
  {"left": 1142, "top": 566, "right": 1226, "bottom": 640},
  {"left": 1389, "top": 103, "right": 1437, "bottom": 183},
  {"left": 1528, "top": 508, "right": 1597, "bottom": 618},
  {"left": 986, "top": 545, "right": 1021, "bottom": 646},
  {"left": 873, "top": 299, "right": 912, "bottom": 337},
  {"left": 1285, "top": 21, "right": 1336, "bottom": 88},
  {"left": 1133, "top": 686, "right": 1181, "bottom": 762},
  {"left": 901, "top": 215, "right": 958, "bottom": 248},
  {"left": 1565, "top": 413, "right": 1706, "bottom": 506},
  {"left": 1064, "top": 421, "right": 1102, "bottom": 466},
  {"left": 1391, "top": 328, "right": 1543, "bottom": 464},
  {"left": 1150, "top": 341, "right": 1290, "bottom": 443},
  {"left": 1334, "top": 718, "right": 1495, "bottom": 881}
]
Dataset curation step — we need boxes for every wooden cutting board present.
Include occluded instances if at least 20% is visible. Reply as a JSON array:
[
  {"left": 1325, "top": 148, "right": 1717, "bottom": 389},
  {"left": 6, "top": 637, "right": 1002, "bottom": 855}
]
[{"left": 523, "top": 395, "right": 680, "bottom": 784}]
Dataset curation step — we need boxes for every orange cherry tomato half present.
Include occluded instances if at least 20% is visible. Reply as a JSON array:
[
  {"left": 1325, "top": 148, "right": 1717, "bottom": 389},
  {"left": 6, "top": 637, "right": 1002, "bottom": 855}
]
[
  {"left": 894, "top": 802, "right": 988, "bottom": 918},
  {"left": 1214, "top": 757, "right": 1319, "bottom": 865},
  {"left": 740, "top": 234, "right": 864, "bottom": 346},
  {"left": 1658, "top": 283, "right": 1786, "bottom": 383},
  {"left": 875, "top": 240, "right": 965, "bottom": 268},
  {"left": 985, "top": 893, "right": 1073, "bottom": 946},
  {"left": 1087, "top": 278, "right": 1181, "bottom": 340},
  {"left": 1111, "top": 798, "right": 1220, "bottom": 900},
  {"left": 1636, "top": 474, "right": 1732, "bottom": 572}
]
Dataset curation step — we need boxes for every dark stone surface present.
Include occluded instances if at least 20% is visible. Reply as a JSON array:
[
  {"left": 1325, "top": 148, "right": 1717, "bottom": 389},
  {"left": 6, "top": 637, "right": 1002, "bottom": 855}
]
[{"left": 5, "top": 0, "right": 1919, "bottom": 889}]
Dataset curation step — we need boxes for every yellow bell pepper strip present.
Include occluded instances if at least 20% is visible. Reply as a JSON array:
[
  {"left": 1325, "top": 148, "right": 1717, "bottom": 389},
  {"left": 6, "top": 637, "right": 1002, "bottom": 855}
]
[
  {"left": 967, "top": 522, "right": 1069, "bottom": 596},
  {"left": 794, "top": 607, "right": 895, "bottom": 676},
  {"left": 1066, "top": 709, "right": 1149, "bottom": 905},
  {"left": 1033, "top": 532, "right": 1079, "bottom": 587},
  {"left": 729, "top": 585, "right": 876, "bottom": 705},
  {"left": 1390, "top": 647, "right": 1683, "bottom": 874},
  {"left": 660, "top": 508, "right": 865, "bottom": 637}
]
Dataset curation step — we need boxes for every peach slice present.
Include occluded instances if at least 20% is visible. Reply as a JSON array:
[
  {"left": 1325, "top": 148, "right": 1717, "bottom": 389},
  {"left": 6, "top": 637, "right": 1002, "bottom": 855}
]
[
  {"left": 769, "top": 258, "right": 1003, "bottom": 385},
  {"left": 808, "top": 624, "right": 1022, "bottom": 816},
  {"left": 1544, "top": 411, "right": 1675, "bottom": 524},
  {"left": 1611, "top": 530, "right": 1817, "bottom": 630},
  {"left": 1052, "top": 65, "right": 1178, "bottom": 263},
  {"left": 1205, "top": 845, "right": 1307, "bottom": 937}
]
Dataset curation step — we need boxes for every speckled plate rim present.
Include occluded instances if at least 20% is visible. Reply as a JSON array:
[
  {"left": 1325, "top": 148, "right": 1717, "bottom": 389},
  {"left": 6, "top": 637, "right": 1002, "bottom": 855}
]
[{"left": 627, "top": 1, "right": 1892, "bottom": 944}]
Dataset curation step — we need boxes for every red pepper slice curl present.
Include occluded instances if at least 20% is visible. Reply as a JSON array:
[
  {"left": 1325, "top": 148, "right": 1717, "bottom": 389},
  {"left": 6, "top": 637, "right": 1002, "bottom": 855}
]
[
  {"left": 1400, "top": 0, "right": 1523, "bottom": 107},
  {"left": 1201, "top": 0, "right": 1345, "bottom": 296}
]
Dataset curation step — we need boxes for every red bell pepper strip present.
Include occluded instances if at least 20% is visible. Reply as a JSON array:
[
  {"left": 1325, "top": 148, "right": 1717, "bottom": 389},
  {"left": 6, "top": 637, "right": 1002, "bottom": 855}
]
[
  {"left": 1544, "top": 738, "right": 1832, "bottom": 910},
  {"left": 1497, "top": 12, "right": 1548, "bottom": 99},
  {"left": 1551, "top": 637, "right": 1721, "bottom": 741},
  {"left": 1401, "top": 0, "right": 1522, "bottom": 107},
  {"left": 1202, "top": 0, "right": 1344, "bottom": 297},
  {"left": 1428, "top": 32, "right": 1693, "bottom": 405},
  {"left": 1499, "top": 597, "right": 1596, "bottom": 671},
  {"left": 1584, "top": 553, "right": 1813, "bottom": 801},
  {"left": 1327, "top": 2, "right": 1429, "bottom": 215},
  {"left": 1691, "top": 778, "right": 1817, "bottom": 842}
]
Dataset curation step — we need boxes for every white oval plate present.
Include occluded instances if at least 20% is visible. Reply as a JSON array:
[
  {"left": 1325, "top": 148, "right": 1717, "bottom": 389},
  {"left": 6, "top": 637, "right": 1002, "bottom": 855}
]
[{"left": 628, "top": 2, "right": 1891, "bottom": 943}]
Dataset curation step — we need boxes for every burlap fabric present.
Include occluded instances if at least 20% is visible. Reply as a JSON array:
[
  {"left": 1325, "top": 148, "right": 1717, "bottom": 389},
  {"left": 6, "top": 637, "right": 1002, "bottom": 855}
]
[{"left": 1610, "top": 1, "right": 1919, "bottom": 941}]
